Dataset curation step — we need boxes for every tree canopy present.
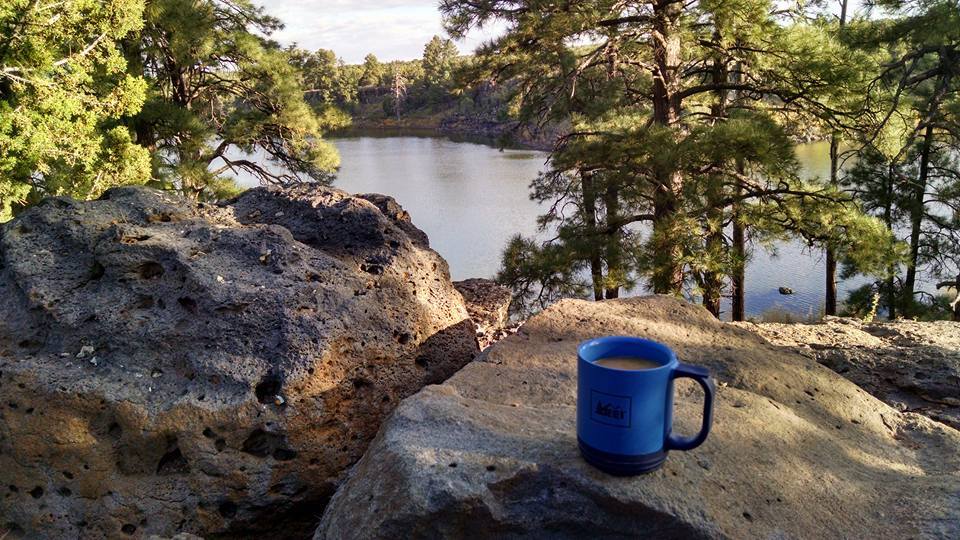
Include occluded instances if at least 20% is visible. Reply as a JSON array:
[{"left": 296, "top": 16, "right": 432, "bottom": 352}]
[
  {"left": 0, "top": 0, "right": 150, "bottom": 219},
  {"left": 127, "top": 0, "right": 343, "bottom": 198}
]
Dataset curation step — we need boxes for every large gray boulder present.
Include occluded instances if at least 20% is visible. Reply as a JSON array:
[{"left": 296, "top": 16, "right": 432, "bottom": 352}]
[
  {"left": 316, "top": 296, "right": 960, "bottom": 539},
  {"left": 0, "top": 185, "right": 478, "bottom": 538},
  {"left": 744, "top": 317, "right": 960, "bottom": 430}
]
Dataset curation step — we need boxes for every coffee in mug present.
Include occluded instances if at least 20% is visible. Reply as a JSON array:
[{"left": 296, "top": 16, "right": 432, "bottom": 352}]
[
  {"left": 577, "top": 336, "right": 715, "bottom": 476},
  {"left": 593, "top": 356, "right": 662, "bottom": 371}
]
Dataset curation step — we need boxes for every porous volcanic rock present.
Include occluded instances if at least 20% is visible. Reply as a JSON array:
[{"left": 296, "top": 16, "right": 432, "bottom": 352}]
[
  {"left": 316, "top": 296, "right": 960, "bottom": 539},
  {"left": 453, "top": 278, "right": 512, "bottom": 349},
  {"left": 0, "top": 185, "right": 478, "bottom": 538},
  {"left": 743, "top": 316, "right": 960, "bottom": 430}
]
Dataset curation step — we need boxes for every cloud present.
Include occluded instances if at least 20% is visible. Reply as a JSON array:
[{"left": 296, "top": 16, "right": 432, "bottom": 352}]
[{"left": 254, "top": 0, "right": 504, "bottom": 63}]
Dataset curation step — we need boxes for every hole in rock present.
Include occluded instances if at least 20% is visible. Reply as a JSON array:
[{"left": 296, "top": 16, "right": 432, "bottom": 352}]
[
  {"left": 202, "top": 427, "right": 215, "bottom": 438},
  {"left": 178, "top": 297, "right": 198, "bottom": 314},
  {"left": 352, "top": 378, "right": 371, "bottom": 390},
  {"left": 107, "top": 422, "right": 122, "bottom": 439},
  {"left": 218, "top": 500, "right": 237, "bottom": 518},
  {"left": 448, "top": 462, "right": 457, "bottom": 468},
  {"left": 156, "top": 446, "right": 189, "bottom": 475},
  {"left": 214, "top": 438, "right": 226, "bottom": 452},
  {"left": 415, "top": 357, "right": 428, "bottom": 368},
  {"left": 121, "top": 524, "right": 136, "bottom": 535},
  {"left": 273, "top": 448, "right": 297, "bottom": 461},
  {"left": 486, "top": 465, "right": 496, "bottom": 472},
  {"left": 90, "top": 262, "right": 105, "bottom": 280},
  {"left": 138, "top": 262, "right": 164, "bottom": 279},
  {"left": 255, "top": 373, "right": 283, "bottom": 405},
  {"left": 241, "top": 429, "right": 296, "bottom": 461},
  {"left": 360, "top": 263, "right": 383, "bottom": 275},
  {"left": 29, "top": 486, "right": 43, "bottom": 498}
]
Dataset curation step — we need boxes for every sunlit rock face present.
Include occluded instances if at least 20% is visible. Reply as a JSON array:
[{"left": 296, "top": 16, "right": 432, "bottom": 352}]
[
  {"left": 743, "top": 316, "right": 960, "bottom": 431},
  {"left": 0, "top": 185, "right": 478, "bottom": 538},
  {"left": 316, "top": 296, "right": 960, "bottom": 540}
]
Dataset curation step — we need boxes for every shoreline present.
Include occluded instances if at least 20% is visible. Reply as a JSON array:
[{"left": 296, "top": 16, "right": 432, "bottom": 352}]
[{"left": 339, "top": 116, "right": 557, "bottom": 152}]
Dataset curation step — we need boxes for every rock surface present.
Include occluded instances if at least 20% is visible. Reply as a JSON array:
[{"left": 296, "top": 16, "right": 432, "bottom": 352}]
[
  {"left": 743, "top": 317, "right": 960, "bottom": 430},
  {"left": 316, "top": 296, "right": 960, "bottom": 539},
  {"left": 453, "top": 278, "right": 513, "bottom": 349},
  {"left": 0, "top": 185, "right": 479, "bottom": 539}
]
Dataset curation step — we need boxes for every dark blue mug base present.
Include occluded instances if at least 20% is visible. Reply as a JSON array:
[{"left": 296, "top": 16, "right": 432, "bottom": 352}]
[{"left": 578, "top": 437, "right": 667, "bottom": 476}]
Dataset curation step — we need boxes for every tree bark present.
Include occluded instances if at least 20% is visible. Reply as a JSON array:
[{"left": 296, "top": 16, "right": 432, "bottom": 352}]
[
  {"left": 581, "top": 170, "right": 605, "bottom": 301},
  {"left": 649, "top": 0, "right": 685, "bottom": 295},
  {"left": 824, "top": 0, "right": 846, "bottom": 316},
  {"left": 702, "top": 34, "right": 728, "bottom": 319},
  {"left": 884, "top": 163, "right": 897, "bottom": 320},
  {"left": 825, "top": 135, "right": 839, "bottom": 316},
  {"left": 903, "top": 123, "right": 934, "bottom": 316},
  {"left": 731, "top": 160, "right": 746, "bottom": 321},
  {"left": 604, "top": 178, "right": 622, "bottom": 299}
]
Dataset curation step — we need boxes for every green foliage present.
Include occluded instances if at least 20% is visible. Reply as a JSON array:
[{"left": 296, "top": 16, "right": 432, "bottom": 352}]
[
  {"left": 360, "top": 54, "right": 384, "bottom": 87},
  {"left": 445, "top": 0, "right": 893, "bottom": 315},
  {"left": 289, "top": 47, "right": 358, "bottom": 112},
  {"left": 495, "top": 234, "right": 590, "bottom": 316},
  {"left": 127, "top": 0, "right": 341, "bottom": 197},
  {"left": 422, "top": 35, "right": 459, "bottom": 89},
  {"left": 0, "top": 0, "right": 150, "bottom": 220}
]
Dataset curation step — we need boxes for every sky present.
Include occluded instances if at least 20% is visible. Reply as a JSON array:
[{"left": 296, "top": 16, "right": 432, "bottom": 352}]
[{"left": 253, "top": 1, "right": 505, "bottom": 64}]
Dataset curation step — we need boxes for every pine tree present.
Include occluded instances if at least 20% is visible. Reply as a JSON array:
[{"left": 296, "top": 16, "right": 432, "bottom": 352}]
[
  {"left": 838, "top": 0, "right": 960, "bottom": 318},
  {"left": 0, "top": 0, "right": 150, "bottom": 220},
  {"left": 422, "top": 36, "right": 459, "bottom": 89},
  {"left": 444, "top": 0, "right": 896, "bottom": 316},
  {"left": 360, "top": 54, "right": 385, "bottom": 87},
  {"left": 126, "top": 0, "right": 341, "bottom": 198}
]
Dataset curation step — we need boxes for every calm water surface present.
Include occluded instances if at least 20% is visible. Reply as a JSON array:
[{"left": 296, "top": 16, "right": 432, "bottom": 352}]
[{"left": 237, "top": 134, "right": 888, "bottom": 320}]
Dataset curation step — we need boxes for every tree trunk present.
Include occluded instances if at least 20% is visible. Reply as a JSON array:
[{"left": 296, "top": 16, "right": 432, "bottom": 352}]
[
  {"left": 649, "top": 0, "right": 685, "bottom": 295},
  {"left": 731, "top": 160, "right": 746, "bottom": 321},
  {"left": 825, "top": 135, "right": 839, "bottom": 316},
  {"left": 731, "top": 217, "right": 745, "bottom": 320},
  {"left": 604, "top": 179, "right": 622, "bottom": 299},
  {"left": 884, "top": 163, "right": 897, "bottom": 320},
  {"left": 702, "top": 36, "right": 728, "bottom": 319},
  {"left": 581, "top": 171, "right": 605, "bottom": 301},
  {"left": 824, "top": 2, "right": 846, "bottom": 316},
  {"left": 903, "top": 123, "right": 934, "bottom": 316}
]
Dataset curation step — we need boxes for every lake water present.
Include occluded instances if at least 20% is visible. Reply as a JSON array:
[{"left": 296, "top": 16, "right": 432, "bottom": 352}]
[{"left": 235, "top": 132, "right": 889, "bottom": 320}]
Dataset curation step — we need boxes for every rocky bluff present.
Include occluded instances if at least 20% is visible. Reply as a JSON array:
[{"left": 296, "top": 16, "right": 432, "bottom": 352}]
[{"left": 0, "top": 186, "right": 507, "bottom": 538}]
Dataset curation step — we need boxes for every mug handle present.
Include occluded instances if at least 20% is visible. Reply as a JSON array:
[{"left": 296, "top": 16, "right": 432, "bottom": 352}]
[{"left": 666, "top": 362, "right": 715, "bottom": 451}]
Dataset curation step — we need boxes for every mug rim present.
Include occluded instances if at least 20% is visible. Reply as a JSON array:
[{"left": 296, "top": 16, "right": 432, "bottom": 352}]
[{"left": 578, "top": 336, "right": 677, "bottom": 373}]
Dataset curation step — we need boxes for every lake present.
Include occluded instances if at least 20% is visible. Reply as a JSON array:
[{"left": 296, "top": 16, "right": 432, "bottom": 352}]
[{"left": 235, "top": 132, "right": 883, "bottom": 320}]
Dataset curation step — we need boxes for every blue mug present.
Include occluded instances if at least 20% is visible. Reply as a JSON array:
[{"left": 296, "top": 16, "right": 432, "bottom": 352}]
[{"left": 577, "top": 336, "right": 715, "bottom": 475}]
